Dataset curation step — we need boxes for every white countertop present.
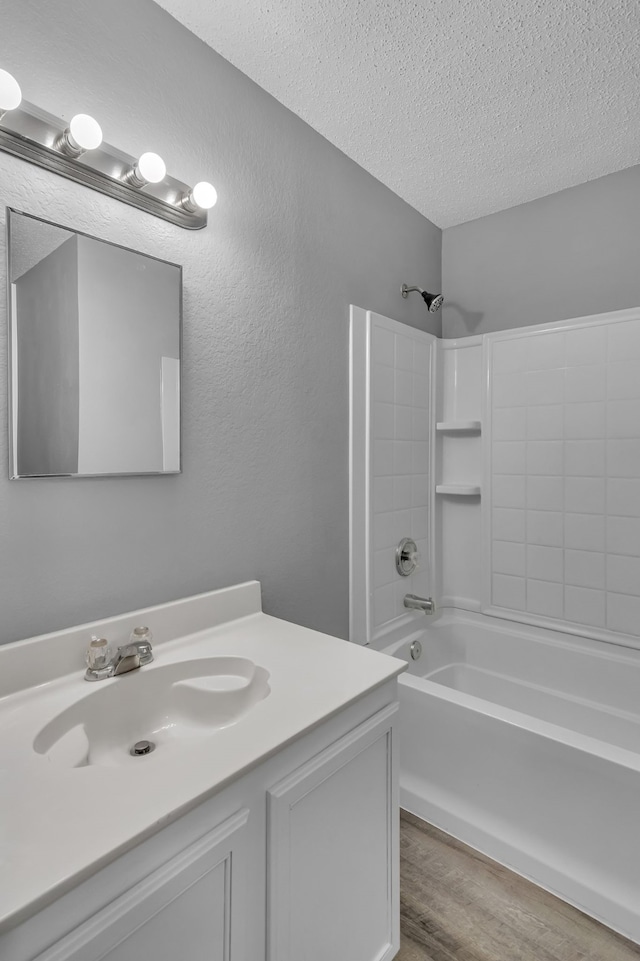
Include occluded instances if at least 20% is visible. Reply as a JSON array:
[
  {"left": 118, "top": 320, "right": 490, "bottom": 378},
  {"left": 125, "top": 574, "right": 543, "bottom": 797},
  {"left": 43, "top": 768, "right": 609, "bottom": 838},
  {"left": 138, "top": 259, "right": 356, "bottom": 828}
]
[{"left": 0, "top": 582, "right": 404, "bottom": 932}]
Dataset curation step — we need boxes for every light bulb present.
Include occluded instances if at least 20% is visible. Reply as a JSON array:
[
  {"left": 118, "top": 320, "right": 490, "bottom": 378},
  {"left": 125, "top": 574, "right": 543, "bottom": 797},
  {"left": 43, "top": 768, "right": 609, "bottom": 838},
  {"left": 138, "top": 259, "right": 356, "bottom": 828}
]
[
  {"left": 137, "top": 152, "right": 166, "bottom": 184},
  {"left": 192, "top": 181, "right": 218, "bottom": 209},
  {"left": 125, "top": 151, "right": 166, "bottom": 188},
  {"left": 0, "top": 69, "right": 22, "bottom": 118},
  {"left": 182, "top": 180, "right": 218, "bottom": 212},
  {"left": 56, "top": 113, "right": 102, "bottom": 157},
  {"left": 69, "top": 114, "right": 102, "bottom": 151}
]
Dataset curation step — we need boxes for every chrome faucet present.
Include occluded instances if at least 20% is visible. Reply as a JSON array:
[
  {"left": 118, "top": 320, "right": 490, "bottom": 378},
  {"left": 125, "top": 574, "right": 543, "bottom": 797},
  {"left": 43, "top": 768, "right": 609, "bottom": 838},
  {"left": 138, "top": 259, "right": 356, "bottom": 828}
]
[
  {"left": 84, "top": 629, "right": 154, "bottom": 681},
  {"left": 404, "top": 594, "right": 435, "bottom": 615}
]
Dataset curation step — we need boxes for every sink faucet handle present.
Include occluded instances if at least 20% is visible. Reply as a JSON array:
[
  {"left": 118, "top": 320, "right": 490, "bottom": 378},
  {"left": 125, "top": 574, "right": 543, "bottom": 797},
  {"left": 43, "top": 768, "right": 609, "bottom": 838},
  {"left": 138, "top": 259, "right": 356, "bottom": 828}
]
[
  {"left": 85, "top": 636, "right": 112, "bottom": 671},
  {"left": 128, "top": 626, "right": 154, "bottom": 664}
]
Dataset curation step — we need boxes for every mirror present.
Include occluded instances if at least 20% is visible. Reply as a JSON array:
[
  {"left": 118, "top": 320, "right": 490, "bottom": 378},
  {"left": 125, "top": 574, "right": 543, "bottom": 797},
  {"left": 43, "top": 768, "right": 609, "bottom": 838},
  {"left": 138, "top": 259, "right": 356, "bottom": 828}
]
[{"left": 7, "top": 208, "right": 182, "bottom": 478}]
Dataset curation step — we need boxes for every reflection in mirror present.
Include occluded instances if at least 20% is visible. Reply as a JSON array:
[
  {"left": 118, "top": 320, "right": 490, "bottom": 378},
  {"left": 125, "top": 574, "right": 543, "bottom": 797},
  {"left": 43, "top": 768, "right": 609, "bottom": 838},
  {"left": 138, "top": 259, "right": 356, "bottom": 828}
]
[{"left": 7, "top": 208, "right": 182, "bottom": 478}]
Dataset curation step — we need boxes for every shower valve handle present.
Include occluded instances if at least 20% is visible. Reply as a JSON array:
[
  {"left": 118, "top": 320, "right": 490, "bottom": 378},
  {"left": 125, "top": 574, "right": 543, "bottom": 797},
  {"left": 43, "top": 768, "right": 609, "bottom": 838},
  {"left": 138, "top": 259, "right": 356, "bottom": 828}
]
[{"left": 396, "top": 537, "right": 421, "bottom": 576}]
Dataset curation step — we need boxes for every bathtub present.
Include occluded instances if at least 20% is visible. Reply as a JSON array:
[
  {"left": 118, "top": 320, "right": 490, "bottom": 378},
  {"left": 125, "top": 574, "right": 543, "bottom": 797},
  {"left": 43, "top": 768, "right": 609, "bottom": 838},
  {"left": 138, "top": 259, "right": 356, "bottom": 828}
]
[{"left": 383, "top": 610, "right": 640, "bottom": 945}]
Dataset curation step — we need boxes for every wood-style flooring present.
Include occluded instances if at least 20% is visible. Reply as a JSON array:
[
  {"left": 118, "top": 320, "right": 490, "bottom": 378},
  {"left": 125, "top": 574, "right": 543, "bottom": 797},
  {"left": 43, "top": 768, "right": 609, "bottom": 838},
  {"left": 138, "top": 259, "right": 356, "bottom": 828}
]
[{"left": 398, "top": 810, "right": 640, "bottom": 961}]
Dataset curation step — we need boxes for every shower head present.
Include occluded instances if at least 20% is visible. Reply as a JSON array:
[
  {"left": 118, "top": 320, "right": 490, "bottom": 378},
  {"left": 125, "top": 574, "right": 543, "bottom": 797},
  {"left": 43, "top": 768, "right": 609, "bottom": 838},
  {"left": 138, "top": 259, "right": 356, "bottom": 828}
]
[
  {"left": 422, "top": 291, "right": 444, "bottom": 313},
  {"left": 401, "top": 284, "right": 444, "bottom": 313}
]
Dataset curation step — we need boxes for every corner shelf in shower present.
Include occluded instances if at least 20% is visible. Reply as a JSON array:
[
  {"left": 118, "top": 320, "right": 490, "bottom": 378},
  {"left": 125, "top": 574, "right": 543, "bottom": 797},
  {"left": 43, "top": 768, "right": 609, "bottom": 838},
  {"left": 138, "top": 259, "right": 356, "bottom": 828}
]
[
  {"left": 436, "top": 420, "right": 481, "bottom": 432},
  {"left": 435, "top": 484, "right": 481, "bottom": 496}
]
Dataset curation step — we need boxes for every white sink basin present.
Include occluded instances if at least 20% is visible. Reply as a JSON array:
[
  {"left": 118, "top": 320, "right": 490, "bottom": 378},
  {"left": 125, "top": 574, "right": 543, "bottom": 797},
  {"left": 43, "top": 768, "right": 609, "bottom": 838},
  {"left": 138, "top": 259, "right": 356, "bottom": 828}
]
[{"left": 33, "top": 656, "right": 270, "bottom": 768}]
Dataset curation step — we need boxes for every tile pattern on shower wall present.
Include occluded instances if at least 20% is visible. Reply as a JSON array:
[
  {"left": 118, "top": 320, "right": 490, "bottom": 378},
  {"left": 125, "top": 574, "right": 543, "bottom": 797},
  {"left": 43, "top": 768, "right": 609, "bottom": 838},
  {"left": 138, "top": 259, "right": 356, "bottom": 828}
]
[
  {"left": 489, "top": 318, "right": 640, "bottom": 638},
  {"left": 371, "top": 319, "right": 431, "bottom": 632}
]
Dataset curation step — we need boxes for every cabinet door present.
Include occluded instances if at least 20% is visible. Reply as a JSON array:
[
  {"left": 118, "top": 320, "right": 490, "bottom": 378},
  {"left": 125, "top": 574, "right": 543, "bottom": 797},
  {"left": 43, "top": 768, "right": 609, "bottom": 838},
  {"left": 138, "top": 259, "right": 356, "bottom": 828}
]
[
  {"left": 35, "top": 808, "right": 249, "bottom": 961},
  {"left": 267, "top": 703, "right": 399, "bottom": 961}
]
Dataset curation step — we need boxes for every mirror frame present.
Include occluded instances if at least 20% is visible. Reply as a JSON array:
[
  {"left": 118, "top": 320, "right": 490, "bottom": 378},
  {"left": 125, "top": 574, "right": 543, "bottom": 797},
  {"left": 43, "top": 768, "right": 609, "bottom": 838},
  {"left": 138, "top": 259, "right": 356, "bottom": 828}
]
[{"left": 6, "top": 207, "right": 183, "bottom": 479}]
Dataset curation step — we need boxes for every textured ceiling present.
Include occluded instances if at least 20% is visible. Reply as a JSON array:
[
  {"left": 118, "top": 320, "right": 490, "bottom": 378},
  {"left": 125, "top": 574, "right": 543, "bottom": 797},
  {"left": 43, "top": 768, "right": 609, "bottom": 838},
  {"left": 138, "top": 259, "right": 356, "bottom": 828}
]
[{"left": 156, "top": 0, "right": 640, "bottom": 228}]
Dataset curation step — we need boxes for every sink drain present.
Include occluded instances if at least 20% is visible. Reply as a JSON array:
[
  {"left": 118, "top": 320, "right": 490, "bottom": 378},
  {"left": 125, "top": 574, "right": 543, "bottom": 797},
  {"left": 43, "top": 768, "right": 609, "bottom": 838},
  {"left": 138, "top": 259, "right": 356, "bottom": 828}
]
[{"left": 130, "top": 739, "right": 155, "bottom": 756}]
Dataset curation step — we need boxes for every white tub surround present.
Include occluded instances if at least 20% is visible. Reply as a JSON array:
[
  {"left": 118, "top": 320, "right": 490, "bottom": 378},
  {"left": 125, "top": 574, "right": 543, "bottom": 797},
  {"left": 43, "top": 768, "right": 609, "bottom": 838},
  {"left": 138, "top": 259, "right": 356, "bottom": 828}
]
[
  {"left": 356, "top": 305, "right": 640, "bottom": 645},
  {"left": 387, "top": 610, "right": 640, "bottom": 945},
  {"left": 0, "top": 582, "right": 404, "bottom": 961}
]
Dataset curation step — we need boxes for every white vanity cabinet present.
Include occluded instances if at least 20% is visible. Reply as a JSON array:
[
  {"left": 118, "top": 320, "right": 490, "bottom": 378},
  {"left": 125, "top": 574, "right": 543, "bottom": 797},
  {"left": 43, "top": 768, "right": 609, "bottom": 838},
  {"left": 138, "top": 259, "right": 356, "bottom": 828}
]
[{"left": 2, "top": 683, "right": 399, "bottom": 961}]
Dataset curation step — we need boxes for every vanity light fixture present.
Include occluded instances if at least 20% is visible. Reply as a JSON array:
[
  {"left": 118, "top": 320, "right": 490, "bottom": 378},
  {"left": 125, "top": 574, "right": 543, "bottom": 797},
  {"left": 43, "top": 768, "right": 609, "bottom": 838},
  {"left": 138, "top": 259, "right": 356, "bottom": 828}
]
[
  {"left": 55, "top": 113, "right": 103, "bottom": 157},
  {"left": 0, "top": 68, "right": 216, "bottom": 229},
  {"left": 124, "top": 151, "right": 167, "bottom": 188},
  {"left": 0, "top": 69, "right": 22, "bottom": 120}
]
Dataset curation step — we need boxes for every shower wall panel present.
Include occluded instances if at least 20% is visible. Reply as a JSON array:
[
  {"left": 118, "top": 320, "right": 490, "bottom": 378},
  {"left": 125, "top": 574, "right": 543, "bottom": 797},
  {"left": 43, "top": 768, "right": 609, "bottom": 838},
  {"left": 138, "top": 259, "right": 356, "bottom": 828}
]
[
  {"left": 350, "top": 306, "right": 435, "bottom": 646},
  {"left": 484, "top": 307, "right": 640, "bottom": 645}
]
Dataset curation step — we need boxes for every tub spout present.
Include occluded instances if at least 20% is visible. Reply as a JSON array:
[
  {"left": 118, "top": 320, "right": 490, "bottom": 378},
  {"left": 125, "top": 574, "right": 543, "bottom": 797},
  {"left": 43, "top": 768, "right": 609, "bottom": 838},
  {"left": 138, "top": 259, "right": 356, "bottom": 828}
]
[{"left": 404, "top": 594, "right": 435, "bottom": 614}]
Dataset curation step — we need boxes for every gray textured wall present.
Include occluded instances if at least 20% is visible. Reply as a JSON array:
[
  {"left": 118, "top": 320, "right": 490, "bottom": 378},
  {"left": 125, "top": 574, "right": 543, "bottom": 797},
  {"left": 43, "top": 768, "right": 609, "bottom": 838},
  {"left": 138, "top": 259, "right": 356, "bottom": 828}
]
[
  {"left": 0, "top": 0, "right": 441, "bottom": 644},
  {"left": 442, "top": 165, "right": 640, "bottom": 338}
]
